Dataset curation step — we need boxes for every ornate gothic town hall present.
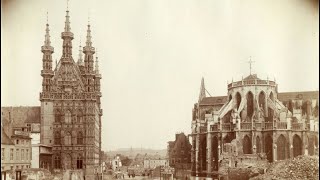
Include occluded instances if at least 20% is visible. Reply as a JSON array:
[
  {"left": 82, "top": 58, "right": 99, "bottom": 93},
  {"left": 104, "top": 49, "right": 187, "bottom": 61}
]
[
  {"left": 40, "top": 7, "right": 102, "bottom": 177},
  {"left": 190, "top": 74, "right": 319, "bottom": 179}
]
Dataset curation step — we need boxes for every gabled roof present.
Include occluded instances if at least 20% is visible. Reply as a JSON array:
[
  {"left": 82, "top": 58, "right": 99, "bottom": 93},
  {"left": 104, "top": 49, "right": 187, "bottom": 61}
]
[
  {"left": 1, "top": 127, "right": 14, "bottom": 145},
  {"left": 199, "top": 96, "right": 228, "bottom": 106},
  {"left": 278, "top": 91, "right": 319, "bottom": 102}
]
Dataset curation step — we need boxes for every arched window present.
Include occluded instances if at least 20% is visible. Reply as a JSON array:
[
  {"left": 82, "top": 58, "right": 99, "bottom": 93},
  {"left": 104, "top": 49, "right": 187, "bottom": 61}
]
[
  {"left": 54, "top": 132, "right": 61, "bottom": 145},
  {"left": 235, "top": 92, "right": 241, "bottom": 110},
  {"left": 77, "top": 154, "right": 83, "bottom": 169},
  {"left": 54, "top": 156, "right": 61, "bottom": 169},
  {"left": 77, "top": 112, "right": 82, "bottom": 123},
  {"left": 65, "top": 110, "right": 72, "bottom": 124},
  {"left": 247, "top": 91, "right": 254, "bottom": 120},
  {"left": 55, "top": 114, "right": 61, "bottom": 122},
  {"left": 77, "top": 132, "right": 83, "bottom": 145},
  {"left": 64, "top": 132, "right": 72, "bottom": 145},
  {"left": 258, "top": 91, "right": 266, "bottom": 113},
  {"left": 269, "top": 92, "right": 274, "bottom": 102}
]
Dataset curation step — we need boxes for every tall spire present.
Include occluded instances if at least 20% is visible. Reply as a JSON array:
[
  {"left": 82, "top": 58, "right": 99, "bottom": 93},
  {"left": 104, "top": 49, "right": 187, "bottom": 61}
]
[
  {"left": 83, "top": 13, "right": 95, "bottom": 73},
  {"left": 198, "top": 77, "right": 206, "bottom": 102},
  {"left": 95, "top": 48, "right": 99, "bottom": 74},
  {"left": 43, "top": 12, "right": 52, "bottom": 48},
  {"left": 64, "top": 10, "right": 71, "bottom": 32},
  {"left": 86, "top": 23, "right": 92, "bottom": 47},
  {"left": 61, "top": 0, "right": 74, "bottom": 59}
]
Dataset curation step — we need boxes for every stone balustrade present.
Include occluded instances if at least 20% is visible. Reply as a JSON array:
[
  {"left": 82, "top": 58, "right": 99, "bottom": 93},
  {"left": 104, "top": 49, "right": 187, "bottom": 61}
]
[
  {"left": 40, "top": 92, "right": 98, "bottom": 101},
  {"left": 227, "top": 79, "right": 276, "bottom": 89},
  {"left": 206, "top": 120, "right": 317, "bottom": 133},
  {"left": 264, "top": 122, "right": 273, "bottom": 130},
  {"left": 276, "top": 122, "right": 287, "bottom": 129},
  {"left": 240, "top": 122, "right": 252, "bottom": 130}
]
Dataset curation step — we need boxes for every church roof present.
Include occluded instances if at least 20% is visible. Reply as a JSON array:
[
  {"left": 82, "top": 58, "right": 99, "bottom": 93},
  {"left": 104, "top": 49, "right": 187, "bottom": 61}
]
[
  {"left": 278, "top": 91, "right": 319, "bottom": 101},
  {"left": 199, "top": 96, "right": 228, "bottom": 106}
]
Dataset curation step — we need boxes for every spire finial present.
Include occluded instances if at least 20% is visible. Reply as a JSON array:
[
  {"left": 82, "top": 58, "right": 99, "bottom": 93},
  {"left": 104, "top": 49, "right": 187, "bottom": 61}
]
[
  {"left": 64, "top": 0, "right": 71, "bottom": 32},
  {"left": 247, "top": 56, "right": 255, "bottom": 75},
  {"left": 199, "top": 77, "right": 206, "bottom": 102},
  {"left": 78, "top": 40, "right": 83, "bottom": 65},
  {"left": 85, "top": 19, "right": 92, "bottom": 47},
  {"left": 88, "top": 10, "right": 90, "bottom": 25},
  {"left": 44, "top": 17, "right": 51, "bottom": 46}
]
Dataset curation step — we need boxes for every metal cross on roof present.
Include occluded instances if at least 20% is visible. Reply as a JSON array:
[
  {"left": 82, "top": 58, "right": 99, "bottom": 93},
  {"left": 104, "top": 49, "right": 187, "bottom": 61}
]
[{"left": 247, "top": 56, "right": 255, "bottom": 75}]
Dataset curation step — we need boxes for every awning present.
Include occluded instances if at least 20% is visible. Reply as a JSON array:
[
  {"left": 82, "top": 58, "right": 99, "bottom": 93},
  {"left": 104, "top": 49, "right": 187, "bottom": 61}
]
[{"left": 219, "top": 99, "right": 236, "bottom": 118}]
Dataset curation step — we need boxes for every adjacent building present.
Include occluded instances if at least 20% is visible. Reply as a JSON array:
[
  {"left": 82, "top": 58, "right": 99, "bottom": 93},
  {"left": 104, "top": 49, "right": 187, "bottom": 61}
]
[
  {"left": 1, "top": 107, "right": 33, "bottom": 173},
  {"left": 167, "top": 133, "right": 191, "bottom": 169},
  {"left": 111, "top": 156, "right": 122, "bottom": 171},
  {"left": 190, "top": 74, "right": 319, "bottom": 179},
  {"left": 143, "top": 155, "right": 168, "bottom": 169}
]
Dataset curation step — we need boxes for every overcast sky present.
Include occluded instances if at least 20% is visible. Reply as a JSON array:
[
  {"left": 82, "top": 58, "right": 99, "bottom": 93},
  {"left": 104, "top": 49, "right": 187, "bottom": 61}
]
[{"left": 2, "top": 0, "right": 319, "bottom": 151}]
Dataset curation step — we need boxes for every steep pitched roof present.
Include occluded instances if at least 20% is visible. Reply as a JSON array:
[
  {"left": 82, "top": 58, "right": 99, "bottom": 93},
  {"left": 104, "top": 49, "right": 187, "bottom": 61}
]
[
  {"left": 1, "top": 106, "right": 41, "bottom": 127},
  {"left": 278, "top": 91, "right": 319, "bottom": 102},
  {"left": 1, "top": 127, "right": 14, "bottom": 145},
  {"left": 199, "top": 96, "right": 228, "bottom": 106}
]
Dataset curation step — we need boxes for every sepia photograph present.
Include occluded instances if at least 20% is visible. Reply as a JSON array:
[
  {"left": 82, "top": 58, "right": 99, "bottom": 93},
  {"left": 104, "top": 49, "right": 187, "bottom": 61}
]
[{"left": 1, "top": 0, "right": 319, "bottom": 179}]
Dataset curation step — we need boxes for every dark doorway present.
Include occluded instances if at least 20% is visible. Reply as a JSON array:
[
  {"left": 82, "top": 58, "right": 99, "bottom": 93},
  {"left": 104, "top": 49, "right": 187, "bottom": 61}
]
[
  {"left": 200, "top": 135, "right": 207, "bottom": 171},
  {"left": 293, "top": 135, "right": 302, "bottom": 157},
  {"left": 243, "top": 135, "right": 252, "bottom": 154},
  {"left": 265, "top": 135, "right": 273, "bottom": 162},
  {"left": 212, "top": 136, "right": 219, "bottom": 171}
]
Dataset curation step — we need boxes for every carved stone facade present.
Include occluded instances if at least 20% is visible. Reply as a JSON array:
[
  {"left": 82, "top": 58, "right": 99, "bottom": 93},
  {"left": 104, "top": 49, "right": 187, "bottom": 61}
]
[
  {"left": 190, "top": 74, "right": 319, "bottom": 179},
  {"left": 39, "top": 9, "right": 102, "bottom": 175}
]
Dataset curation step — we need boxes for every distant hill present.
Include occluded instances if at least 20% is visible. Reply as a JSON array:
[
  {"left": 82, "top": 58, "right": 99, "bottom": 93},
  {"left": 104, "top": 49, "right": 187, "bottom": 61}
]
[{"left": 105, "top": 148, "right": 167, "bottom": 158}]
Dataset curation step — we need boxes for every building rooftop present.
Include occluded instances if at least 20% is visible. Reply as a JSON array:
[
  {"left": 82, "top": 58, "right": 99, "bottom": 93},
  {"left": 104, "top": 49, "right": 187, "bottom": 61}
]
[
  {"left": 1, "top": 127, "right": 14, "bottom": 145},
  {"left": 1, "top": 106, "right": 41, "bottom": 127},
  {"left": 199, "top": 96, "right": 228, "bottom": 106},
  {"left": 277, "top": 91, "right": 319, "bottom": 102}
]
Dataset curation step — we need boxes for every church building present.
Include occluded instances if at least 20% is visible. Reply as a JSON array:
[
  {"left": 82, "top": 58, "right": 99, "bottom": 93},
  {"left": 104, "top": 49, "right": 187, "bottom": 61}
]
[{"left": 190, "top": 74, "right": 318, "bottom": 179}]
